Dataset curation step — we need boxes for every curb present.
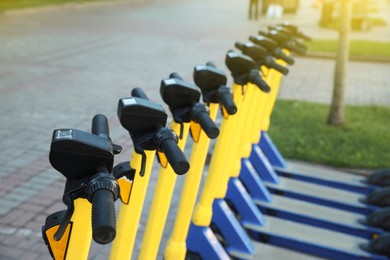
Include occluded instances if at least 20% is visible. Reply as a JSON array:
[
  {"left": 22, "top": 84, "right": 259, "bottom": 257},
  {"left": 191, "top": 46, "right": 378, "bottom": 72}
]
[{"left": 306, "top": 50, "right": 390, "bottom": 63}]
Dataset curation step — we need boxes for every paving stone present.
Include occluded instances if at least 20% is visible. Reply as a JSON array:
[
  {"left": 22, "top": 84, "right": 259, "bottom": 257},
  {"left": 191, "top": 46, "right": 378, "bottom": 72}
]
[
  {"left": 12, "top": 187, "right": 39, "bottom": 198},
  {"left": 19, "top": 202, "right": 46, "bottom": 214},
  {"left": 18, "top": 236, "right": 42, "bottom": 250},
  {"left": 14, "top": 212, "right": 37, "bottom": 227},
  {"left": 20, "top": 251, "right": 40, "bottom": 260},
  {"left": 4, "top": 192, "right": 30, "bottom": 203},
  {"left": 0, "top": 198, "right": 20, "bottom": 209},
  {"left": 24, "top": 220, "right": 45, "bottom": 233},
  {"left": 0, "top": 225, "right": 17, "bottom": 236},
  {"left": 0, "top": 244, "right": 24, "bottom": 258},
  {"left": 1, "top": 233, "right": 26, "bottom": 247}
]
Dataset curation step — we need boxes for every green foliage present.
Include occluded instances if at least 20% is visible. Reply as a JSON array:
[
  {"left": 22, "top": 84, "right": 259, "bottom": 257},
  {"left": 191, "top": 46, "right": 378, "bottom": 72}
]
[
  {"left": 0, "top": 0, "right": 105, "bottom": 11},
  {"left": 268, "top": 100, "right": 390, "bottom": 169},
  {"left": 307, "top": 40, "right": 390, "bottom": 57}
]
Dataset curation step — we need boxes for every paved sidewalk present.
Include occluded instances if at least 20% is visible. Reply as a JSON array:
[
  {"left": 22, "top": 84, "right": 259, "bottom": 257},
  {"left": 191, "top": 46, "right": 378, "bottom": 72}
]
[
  {"left": 279, "top": 57, "right": 390, "bottom": 106},
  {"left": 0, "top": 0, "right": 389, "bottom": 259}
]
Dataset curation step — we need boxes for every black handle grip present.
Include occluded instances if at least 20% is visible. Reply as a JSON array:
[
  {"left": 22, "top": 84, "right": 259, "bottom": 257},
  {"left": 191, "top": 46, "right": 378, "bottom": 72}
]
[
  {"left": 286, "top": 42, "right": 306, "bottom": 55},
  {"left": 92, "top": 114, "right": 109, "bottom": 139},
  {"left": 297, "top": 32, "right": 312, "bottom": 41},
  {"left": 249, "top": 35, "right": 257, "bottom": 43},
  {"left": 279, "top": 23, "right": 298, "bottom": 33},
  {"left": 274, "top": 48, "right": 295, "bottom": 65},
  {"left": 190, "top": 103, "right": 219, "bottom": 139},
  {"left": 249, "top": 69, "right": 271, "bottom": 93},
  {"left": 293, "top": 44, "right": 307, "bottom": 55},
  {"left": 131, "top": 87, "right": 150, "bottom": 100},
  {"left": 91, "top": 189, "right": 116, "bottom": 244},
  {"left": 160, "top": 138, "right": 190, "bottom": 175},
  {"left": 295, "top": 40, "right": 308, "bottom": 51},
  {"left": 265, "top": 56, "right": 289, "bottom": 75},
  {"left": 279, "top": 23, "right": 311, "bottom": 41},
  {"left": 195, "top": 111, "right": 219, "bottom": 139},
  {"left": 217, "top": 86, "right": 237, "bottom": 115},
  {"left": 170, "top": 72, "right": 183, "bottom": 80},
  {"left": 258, "top": 31, "right": 267, "bottom": 37},
  {"left": 234, "top": 42, "right": 245, "bottom": 51},
  {"left": 206, "top": 61, "right": 216, "bottom": 67}
]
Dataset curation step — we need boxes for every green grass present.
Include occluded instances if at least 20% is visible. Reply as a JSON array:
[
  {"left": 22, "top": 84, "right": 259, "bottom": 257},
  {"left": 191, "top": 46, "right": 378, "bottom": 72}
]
[
  {"left": 0, "top": 0, "right": 108, "bottom": 11},
  {"left": 268, "top": 100, "right": 390, "bottom": 169},
  {"left": 307, "top": 40, "right": 390, "bottom": 57}
]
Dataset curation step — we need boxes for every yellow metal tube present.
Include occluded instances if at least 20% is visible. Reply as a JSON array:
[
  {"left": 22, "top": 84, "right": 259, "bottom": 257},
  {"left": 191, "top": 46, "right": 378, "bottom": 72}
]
[
  {"left": 189, "top": 57, "right": 289, "bottom": 235},
  {"left": 138, "top": 122, "right": 190, "bottom": 260},
  {"left": 219, "top": 84, "right": 255, "bottom": 184},
  {"left": 217, "top": 68, "right": 277, "bottom": 197},
  {"left": 66, "top": 198, "right": 92, "bottom": 260},
  {"left": 44, "top": 198, "right": 92, "bottom": 260},
  {"left": 238, "top": 84, "right": 260, "bottom": 158},
  {"left": 250, "top": 87, "right": 269, "bottom": 144},
  {"left": 109, "top": 150, "right": 155, "bottom": 260},
  {"left": 249, "top": 67, "right": 275, "bottom": 144},
  {"left": 215, "top": 83, "right": 256, "bottom": 198},
  {"left": 164, "top": 103, "right": 219, "bottom": 260},
  {"left": 192, "top": 84, "right": 243, "bottom": 226},
  {"left": 262, "top": 57, "right": 288, "bottom": 131}
]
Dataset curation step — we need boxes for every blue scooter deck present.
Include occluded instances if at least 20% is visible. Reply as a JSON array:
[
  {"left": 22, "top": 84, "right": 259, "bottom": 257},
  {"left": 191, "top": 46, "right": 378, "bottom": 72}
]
[
  {"left": 275, "top": 161, "right": 376, "bottom": 194},
  {"left": 255, "top": 195, "right": 383, "bottom": 238},
  {"left": 252, "top": 240, "right": 322, "bottom": 259},
  {"left": 265, "top": 177, "right": 378, "bottom": 214},
  {"left": 247, "top": 216, "right": 387, "bottom": 259}
]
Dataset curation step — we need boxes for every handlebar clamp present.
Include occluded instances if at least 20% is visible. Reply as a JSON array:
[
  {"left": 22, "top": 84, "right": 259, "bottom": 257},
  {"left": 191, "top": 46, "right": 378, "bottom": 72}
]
[
  {"left": 85, "top": 174, "right": 120, "bottom": 203},
  {"left": 153, "top": 127, "right": 179, "bottom": 152}
]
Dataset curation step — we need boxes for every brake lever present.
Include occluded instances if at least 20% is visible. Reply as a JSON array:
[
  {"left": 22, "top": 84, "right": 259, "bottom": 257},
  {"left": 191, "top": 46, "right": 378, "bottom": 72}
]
[
  {"left": 53, "top": 178, "right": 88, "bottom": 240},
  {"left": 54, "top": 194, "right": 75, "bottom": 241}
]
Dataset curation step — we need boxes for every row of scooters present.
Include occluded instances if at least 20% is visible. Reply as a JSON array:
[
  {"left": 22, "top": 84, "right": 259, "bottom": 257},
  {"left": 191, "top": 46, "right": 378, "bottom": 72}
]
[{"left": 42, "top": 22, "right": 390, "bottom": 259}]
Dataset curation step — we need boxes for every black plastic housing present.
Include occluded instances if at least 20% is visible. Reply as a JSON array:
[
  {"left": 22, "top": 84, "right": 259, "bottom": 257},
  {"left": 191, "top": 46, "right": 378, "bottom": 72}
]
[
  {"left": 225, "top": 50, "right": 271, "bottom": 92},
  {"left": 49, "top": 129, "right": 114, "bottom": 179},
  {"left": 160, "top": 78, "right": 201, "bottom": 111},
  {"left": 235, "top": 41, "right": 269, "bottom": 61},
  {"left": 225, "top": 50, "right": 256, "bottom": 85},
  {"left": 249, "top": 35, "right": 278, "bottom": 51},
  {"left": 117, "top": 97, "right": 167, "bottom": 145},
  {"left": 193, "top": 64, "right": 228, "bottom": 104}
]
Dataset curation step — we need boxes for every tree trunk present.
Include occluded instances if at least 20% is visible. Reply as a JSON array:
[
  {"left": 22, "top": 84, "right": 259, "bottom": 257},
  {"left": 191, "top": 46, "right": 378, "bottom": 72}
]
[{"left": 327, "top": 0, "right": 352, "bottom": 126}]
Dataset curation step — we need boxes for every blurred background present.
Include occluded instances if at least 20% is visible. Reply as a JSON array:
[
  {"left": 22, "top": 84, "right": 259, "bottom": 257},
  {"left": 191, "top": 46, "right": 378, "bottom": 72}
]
[{"left": 0, "top": 0, "right": 389, "bottom": 259}]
